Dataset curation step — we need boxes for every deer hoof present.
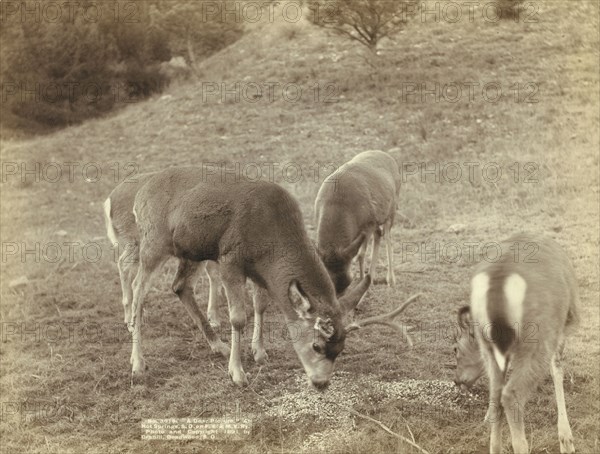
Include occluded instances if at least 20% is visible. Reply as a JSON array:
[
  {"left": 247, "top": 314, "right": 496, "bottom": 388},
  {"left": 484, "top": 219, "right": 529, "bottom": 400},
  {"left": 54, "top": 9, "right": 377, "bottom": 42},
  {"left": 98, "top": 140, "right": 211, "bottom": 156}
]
[
  {"left": 208, "top": 314, "right": 221, "bottom": 329},
  {"left": 131, "top": 357, "right": 147, "bottom": 376},
  {"left": 252, "top": 348, "right": 268, "bottom": 365},
  {"left": 229, "top": 369, "right": 248, "bottom": 387},
  {"left": 559, "top": 433, "right": 575, "bottom": 453}
]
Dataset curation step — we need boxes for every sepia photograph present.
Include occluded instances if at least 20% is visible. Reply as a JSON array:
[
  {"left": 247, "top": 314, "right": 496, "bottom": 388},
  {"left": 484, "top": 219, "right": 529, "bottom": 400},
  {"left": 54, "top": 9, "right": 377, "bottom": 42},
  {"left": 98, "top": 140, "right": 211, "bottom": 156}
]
[{"left": 0, "top": 1, "right": 598, "bottom": 453}]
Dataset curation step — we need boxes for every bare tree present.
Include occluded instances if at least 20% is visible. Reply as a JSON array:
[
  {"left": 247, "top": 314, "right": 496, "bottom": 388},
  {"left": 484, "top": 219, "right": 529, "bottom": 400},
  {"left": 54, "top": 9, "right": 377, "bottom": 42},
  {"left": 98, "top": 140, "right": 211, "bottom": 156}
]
[{"left": 307, "top": 0, "right": 413, "bottom": 53}]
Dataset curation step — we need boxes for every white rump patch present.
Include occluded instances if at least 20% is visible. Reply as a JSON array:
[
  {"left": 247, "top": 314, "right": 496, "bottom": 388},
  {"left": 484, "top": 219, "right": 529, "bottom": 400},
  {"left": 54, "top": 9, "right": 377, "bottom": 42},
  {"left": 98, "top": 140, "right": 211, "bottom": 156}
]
[
  {"left": 503, "top": 273, "right": 526, "bottom": 326},
  {"left": 103, "top": 198, "right": 118, "bottom": 246},
  {"left": 470, "top": 272, "right": 490, "bottom": 326}
]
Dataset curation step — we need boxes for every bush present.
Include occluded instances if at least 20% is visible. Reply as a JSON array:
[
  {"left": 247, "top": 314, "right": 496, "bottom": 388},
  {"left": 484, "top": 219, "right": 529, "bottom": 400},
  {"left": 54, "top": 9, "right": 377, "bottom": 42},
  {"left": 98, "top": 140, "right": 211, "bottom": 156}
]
[{"left": 307, "top": 0, "right": 414, "bottom": 52}]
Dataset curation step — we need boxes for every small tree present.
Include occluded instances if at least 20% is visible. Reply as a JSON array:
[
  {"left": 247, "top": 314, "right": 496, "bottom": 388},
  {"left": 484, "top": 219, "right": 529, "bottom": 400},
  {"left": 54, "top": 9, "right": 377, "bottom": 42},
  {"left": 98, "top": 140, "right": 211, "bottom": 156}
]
[{"left": 307, "top": 0, "right": 413, "bottom": 53}]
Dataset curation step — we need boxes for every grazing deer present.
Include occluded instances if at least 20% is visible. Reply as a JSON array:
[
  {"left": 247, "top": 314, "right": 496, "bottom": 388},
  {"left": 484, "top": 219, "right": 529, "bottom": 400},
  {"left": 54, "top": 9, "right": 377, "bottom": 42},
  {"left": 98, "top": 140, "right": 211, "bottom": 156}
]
[
  {"left": 104, "top": 173, "right": 226, "bottom": 329},
  {"left": 453, "top": 233, "right": 578, "bottom": 454},
  {"left": 105, "top": 166, "right": 418, "bottom": 388},
  {"left": 315, "top": 150, "right": 401, "bottom": 294}
]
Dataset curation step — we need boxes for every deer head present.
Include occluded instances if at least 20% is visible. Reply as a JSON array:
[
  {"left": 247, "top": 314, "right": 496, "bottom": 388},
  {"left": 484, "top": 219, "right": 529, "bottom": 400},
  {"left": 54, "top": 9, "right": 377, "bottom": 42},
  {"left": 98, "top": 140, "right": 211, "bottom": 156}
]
[
  {"left": 452, "top": 306, "right": 485, "bottom": 390},
  {"left": 286, "top": 274, "right": 420, "bottom": 389},
  {"left": 318, "top": 233, "right": 366, "bottom": 294}
]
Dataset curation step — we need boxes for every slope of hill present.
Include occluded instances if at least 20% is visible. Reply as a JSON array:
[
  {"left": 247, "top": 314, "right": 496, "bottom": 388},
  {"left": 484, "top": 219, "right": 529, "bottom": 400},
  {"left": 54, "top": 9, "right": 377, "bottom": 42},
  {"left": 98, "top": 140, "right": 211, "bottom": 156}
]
[{"left": 1, "top": 2, "right": 598, "bottom": 453}]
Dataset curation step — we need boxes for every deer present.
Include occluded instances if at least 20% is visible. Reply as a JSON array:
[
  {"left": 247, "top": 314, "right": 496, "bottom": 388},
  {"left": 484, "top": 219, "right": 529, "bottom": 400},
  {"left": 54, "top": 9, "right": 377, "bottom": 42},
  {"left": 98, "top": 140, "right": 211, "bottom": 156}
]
[
  {"left": 314, "top": 150, "right": 401, "bottom": 295},
  {"left": 453, "top": 233, "right": 579, "bottom": 454},
  {"left": 104, "top": 166, "right": 419, "bottom": 388},
  {"left": 104, "top": 172, "right": 226, "bottom": 329}
]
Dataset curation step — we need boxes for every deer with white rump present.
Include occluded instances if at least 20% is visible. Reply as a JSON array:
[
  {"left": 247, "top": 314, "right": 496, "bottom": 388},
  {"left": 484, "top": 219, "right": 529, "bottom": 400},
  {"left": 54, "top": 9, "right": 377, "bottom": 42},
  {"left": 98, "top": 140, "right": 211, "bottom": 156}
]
[
  {"left": 105, "top": 166, "right": 418, "bottom": 388},
  {"left": 453, "top": 233, "right": 578, "bottom": 453},
  {"left": 315, "top": 150, "right": 401, "bottom": 294}
]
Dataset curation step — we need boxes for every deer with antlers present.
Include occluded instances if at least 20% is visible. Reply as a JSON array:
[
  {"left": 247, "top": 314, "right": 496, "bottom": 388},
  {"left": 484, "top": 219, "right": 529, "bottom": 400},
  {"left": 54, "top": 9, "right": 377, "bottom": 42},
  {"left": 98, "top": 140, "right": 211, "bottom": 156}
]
[
  {"left": 104, "top": 166, "right": 418, "bottom": 388},
  {"left": 315, "top": 150, "right": 401, "bottom": 294},
  {"left": 453, "top": 233, "right": 578, "bottom": 453}
]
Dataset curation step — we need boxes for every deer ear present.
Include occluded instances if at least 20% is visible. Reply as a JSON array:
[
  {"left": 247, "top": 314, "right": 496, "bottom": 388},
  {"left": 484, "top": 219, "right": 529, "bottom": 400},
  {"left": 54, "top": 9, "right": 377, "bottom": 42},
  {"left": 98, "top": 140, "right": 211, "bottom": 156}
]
[
  {"left": 289, "top": 281, "right": 312, "bottom": 319},
  {"left": 340, "top": 233, "right": 365, "bottom": 260},
  {"left": 339, "top": 273, "right": 371, "bottom": 314},
  {"left": 457, "top": 306, "right": 471, "bottom": 329}
]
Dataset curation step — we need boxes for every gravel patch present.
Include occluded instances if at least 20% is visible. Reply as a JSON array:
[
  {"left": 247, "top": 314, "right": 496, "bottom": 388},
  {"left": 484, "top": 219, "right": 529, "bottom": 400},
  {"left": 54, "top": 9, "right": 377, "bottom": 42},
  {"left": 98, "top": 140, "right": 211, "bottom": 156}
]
[
  {"left": 260, "top": 372, "right": 481, "bottom": 423},
  {"left": 374, "top": 378, "right": 481, "bottom": 410},
  {"left": 261, "top": 371, "right": 385, "bottom": 422}
]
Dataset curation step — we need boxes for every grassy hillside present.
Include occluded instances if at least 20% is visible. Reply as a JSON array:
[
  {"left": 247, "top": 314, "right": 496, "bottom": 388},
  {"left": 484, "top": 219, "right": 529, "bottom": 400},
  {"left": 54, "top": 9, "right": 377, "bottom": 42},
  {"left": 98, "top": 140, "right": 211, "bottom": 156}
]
[{"left": 1, "top": 2, "right": 598, "bottom": 453}]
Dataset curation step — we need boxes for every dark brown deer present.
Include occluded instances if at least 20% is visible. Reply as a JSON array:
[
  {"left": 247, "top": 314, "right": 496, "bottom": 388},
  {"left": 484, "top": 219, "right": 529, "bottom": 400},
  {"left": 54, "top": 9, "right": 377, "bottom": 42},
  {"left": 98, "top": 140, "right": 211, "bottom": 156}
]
[
  {"left": 315, "top": 150, "right": 401, "bottom": 294},
  {"left": 453, "top": 233, "right": 578, "bottom": 453},
  {"left": 104, "top": 167, "right": 417, "bottom": 388}
]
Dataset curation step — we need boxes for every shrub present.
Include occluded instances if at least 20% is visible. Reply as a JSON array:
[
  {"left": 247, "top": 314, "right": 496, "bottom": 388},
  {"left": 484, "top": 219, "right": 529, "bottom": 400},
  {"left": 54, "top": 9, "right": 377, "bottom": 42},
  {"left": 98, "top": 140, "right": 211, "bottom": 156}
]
[{"left": 307, "top": 0, "right": 414, "bottom": 52}]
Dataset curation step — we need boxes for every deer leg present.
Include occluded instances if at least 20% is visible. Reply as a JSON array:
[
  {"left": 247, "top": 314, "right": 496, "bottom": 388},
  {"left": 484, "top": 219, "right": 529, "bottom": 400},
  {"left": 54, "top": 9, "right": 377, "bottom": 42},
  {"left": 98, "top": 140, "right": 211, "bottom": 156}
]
[
  {"left": 369, "top": 227, "right": 383, "bottom": 282},
  {"left": 482, "top": 348, "right": 504, "bottom": 454},
  {"left": 172, "top": 259, "right": 229, "bottom": 359},
  {"left": 551, "top": 340, "right": 575, "bottom": 454},
  {"left": 384, "top": 221, "right": 396, "bottom": 287},
  {"left": 117, "top": 242, "right": 138, "bottom": 324},
  {"left": 501, "top": 357, "right": 535, "bottom": 454},
  {"left": 251, "top": 284, "right": 270, "bottom": 365},
  {"left": 220, "top": 265, "right": 249, "bottom": 387},
  {"left": 357, "top": 232, "right": 370, "bottom": 279},
  {"left": 204, "top": 260, "right": 223, "bottom": 328},
  {"left": 128, "top": 248, "right": 166, "bottom": 376}
]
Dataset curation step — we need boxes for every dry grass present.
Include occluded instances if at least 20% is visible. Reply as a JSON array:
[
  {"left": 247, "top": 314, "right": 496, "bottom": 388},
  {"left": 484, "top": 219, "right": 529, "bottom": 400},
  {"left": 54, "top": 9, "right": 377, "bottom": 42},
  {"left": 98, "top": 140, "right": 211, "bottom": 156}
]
[{"left": 1, "top": 1, "right": 599, "bottom": 453}]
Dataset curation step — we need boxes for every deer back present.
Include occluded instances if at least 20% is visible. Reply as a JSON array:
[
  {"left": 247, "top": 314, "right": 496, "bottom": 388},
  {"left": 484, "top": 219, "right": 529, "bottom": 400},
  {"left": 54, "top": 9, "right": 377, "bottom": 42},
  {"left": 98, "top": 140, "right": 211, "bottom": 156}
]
[
  {"left": 132, "top": 167, "right": 339, "bottom": 313},
  {"left": 470, "top": 232, "right": 579, "bottom": 363},
  {"left": 315, "top": 150, "right": 400, "bottom": 259}
]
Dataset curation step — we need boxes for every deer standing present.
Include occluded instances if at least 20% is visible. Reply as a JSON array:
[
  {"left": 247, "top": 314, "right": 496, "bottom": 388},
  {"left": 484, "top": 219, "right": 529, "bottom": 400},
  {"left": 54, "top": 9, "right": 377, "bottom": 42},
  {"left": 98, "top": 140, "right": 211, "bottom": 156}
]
[
  {"left": 453, "top": 233, "right": 578, "bottom": 453},
  {"left": 104, "top": 167, "right": 417, "bottom": 388},
  {"left": 315, "top": 150, "right": 401, "bottom": 294},
  {"left": 104, "top": 172, "right": 226, "bottom": 330}
]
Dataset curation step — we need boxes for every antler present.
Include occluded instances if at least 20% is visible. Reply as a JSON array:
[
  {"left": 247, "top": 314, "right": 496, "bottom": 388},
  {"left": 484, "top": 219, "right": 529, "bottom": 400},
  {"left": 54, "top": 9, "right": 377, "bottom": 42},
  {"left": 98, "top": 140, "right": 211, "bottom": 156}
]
[{"left": 344, "top": 293, "right": 422, "bottom": 347}]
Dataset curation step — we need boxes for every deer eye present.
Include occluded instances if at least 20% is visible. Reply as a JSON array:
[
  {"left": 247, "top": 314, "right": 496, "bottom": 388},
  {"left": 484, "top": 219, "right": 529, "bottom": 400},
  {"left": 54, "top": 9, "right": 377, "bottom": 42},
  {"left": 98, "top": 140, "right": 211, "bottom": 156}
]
[
  {"left": 313, "top": 342, "right": 324, "bottom": 354},
  {"left": 453, "top": 346, "right": 458, "bottom": 355}
]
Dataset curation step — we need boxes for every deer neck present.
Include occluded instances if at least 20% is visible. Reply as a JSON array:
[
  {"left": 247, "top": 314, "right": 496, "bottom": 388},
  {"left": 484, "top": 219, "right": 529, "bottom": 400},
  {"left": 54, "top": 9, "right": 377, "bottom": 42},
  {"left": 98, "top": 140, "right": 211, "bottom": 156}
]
[{"left": 260, "top": 239, "right": 341, "bottom": 320}]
